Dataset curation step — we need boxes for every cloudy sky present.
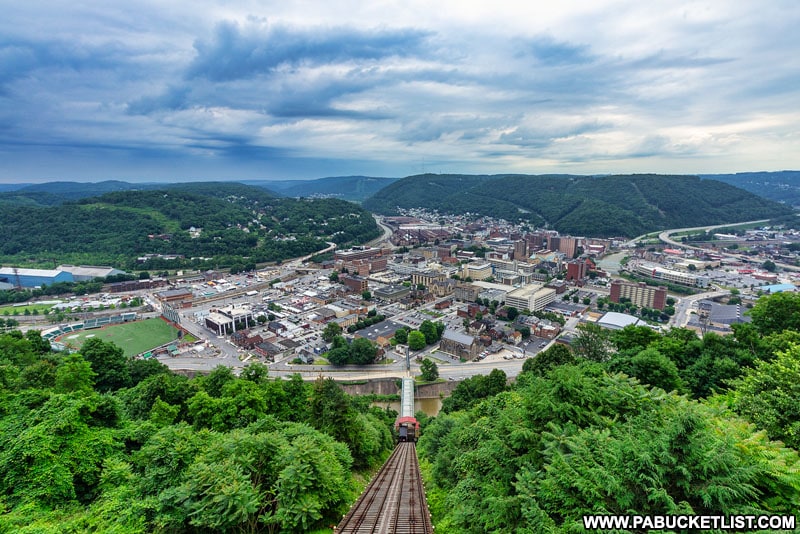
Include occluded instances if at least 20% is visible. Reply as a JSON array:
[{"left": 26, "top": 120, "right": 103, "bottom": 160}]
[{"left": 1, "top": 1, "right": 799, "bottom": 183}]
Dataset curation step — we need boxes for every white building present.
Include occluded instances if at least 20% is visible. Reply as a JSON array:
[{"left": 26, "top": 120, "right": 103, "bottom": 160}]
[{"left": 505, "top": 283, "right": 556, "bottom": 312}]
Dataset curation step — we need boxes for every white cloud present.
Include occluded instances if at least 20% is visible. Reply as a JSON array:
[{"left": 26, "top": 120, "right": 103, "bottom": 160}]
[{"left": 0, "top": 0, "right": 799, "bottom": 181}]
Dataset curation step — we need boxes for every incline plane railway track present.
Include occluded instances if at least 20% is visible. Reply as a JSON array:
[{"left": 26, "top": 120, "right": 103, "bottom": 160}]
[{"left": 335, "top": 442, "right": 433, "bottom": 533}]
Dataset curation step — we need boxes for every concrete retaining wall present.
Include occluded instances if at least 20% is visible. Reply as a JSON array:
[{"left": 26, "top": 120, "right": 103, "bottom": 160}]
[{"left": 337, "top": 377, "right": 459, "bottom": 398}]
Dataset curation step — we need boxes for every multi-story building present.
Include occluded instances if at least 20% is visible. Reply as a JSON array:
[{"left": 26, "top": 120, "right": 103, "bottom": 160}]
[
  {"left": 566, "top": 260, "right": 588, "bottom": 281},
  {"left": 340, "top": 274, "right": 368, "bottom": 294},
  {"left": 633, "top": 262, "right": 710, "bottom": 288},
  {"left": 460, "top": 262, "right": 493, "bottom": 281},
  {"left": 454, "top": 283, "right": 481, "bottom": 302},
  {"left": 548, "top": 236, "right": 579, "bottom": 258},
  {"left": 334, "top": 246, "right": 383, "bottom": 263},
  {"left": 374, "top": 284, "right": 411, "bottom": 301},
  {"left": 513, "top": 240, "right": 528, "bottom": 261},
  {"left": 609, "top": 280, "right": 668, "bottom": 310},
  {"left": 505, "top": 283, "right": 556, "bottom": 312},
  {"left": 411, "top": 270, "right": 447, "bottom": 287}
]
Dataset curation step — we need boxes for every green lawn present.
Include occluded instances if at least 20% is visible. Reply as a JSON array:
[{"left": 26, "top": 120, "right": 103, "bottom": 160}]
[
  {"left": 0, "top": 303, "right": 59, "bottom": 316},
  {"left": 59, "top": 317, "right": 182, "bottom": 357}
]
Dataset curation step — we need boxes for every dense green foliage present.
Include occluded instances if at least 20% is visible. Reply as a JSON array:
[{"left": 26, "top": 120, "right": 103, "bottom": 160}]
[
  {"left": 418, "top": 292, "right": 800, "bottom": 532},
  {"left": 0, "top": 334, "right": 394, "bottom": 532},
  {"left": 702, "top": 170, "right": 800, "bottom": 206},
  {"left": 0, "top": 182, "right": 380, "bottom": 269},
  {"left": 420, "top": 363, "right": 800, "bottom": 533},
  {"left": 363, "top": 173, "right": 792, "bottom": 237},
  {"left": 325, "top": 335, "right": 381, "bottom": 366}
]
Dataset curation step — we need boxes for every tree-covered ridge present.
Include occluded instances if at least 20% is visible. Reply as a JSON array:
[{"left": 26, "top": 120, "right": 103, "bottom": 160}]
[
  {"left": 0, "top": 180, "right": 279, "bottom": 208},
  {"left": 251, "top": 176, "right": 400, "bottom": 202},
  {"left": 702, "top": 171, "right": 800, "bottom": 207},
  {"left": 363, "top": 173, "right": 793, "bottom": 237},
  {"left": 0, "top": 183, "right": 380, "bottom": 269},
  {"left": 0, "top": 333, "right": 395, "bottom": 532}
]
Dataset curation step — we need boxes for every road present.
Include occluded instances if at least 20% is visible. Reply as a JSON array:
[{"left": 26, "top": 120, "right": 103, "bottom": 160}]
[
  {"left": 657, "top": 219, "right": 771, "bottom": 250},
  {"left": 366, "top": 215, "right": 394, "bottom": 247},
  {"left": 670, "top": 289, "right": 729, "bottom": 328}
]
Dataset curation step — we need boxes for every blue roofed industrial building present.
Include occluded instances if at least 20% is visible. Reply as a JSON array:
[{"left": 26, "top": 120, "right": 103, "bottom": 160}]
[
  {"left": 760, "top": 283, "right": 797, "bottom": 294},
  {"left": 0, "top": 267, "right": 74, "bottom": 288}
]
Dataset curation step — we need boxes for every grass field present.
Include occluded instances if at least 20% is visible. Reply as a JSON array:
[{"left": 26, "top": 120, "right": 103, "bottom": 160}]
[
  {"left": 59, "top": 317, "right": 182, "bottom": 357},
  {"left": 0, "top": 303, "right": 58, "bottom": 316}
]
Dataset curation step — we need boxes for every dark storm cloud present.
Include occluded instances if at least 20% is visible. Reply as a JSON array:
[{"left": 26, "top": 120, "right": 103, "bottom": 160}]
[
  {"left": 187, "top": 20, "right": 433, "bottom": 81},
  {"left": 517, "top": 36, "right": 595, "bottom": 66}
]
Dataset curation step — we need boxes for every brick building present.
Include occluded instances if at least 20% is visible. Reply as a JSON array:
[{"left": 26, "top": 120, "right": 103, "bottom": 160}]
[{"left": 609, "top": 280, "right": 668, "bottom": 310}]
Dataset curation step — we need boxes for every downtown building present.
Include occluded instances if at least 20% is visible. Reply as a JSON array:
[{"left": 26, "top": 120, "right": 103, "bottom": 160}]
[
  {"left": 609, "top": 280, "right": 668, "bottom": 310},
  {"left": 505, "top": 283, "right": 557, "bottom": 312}
]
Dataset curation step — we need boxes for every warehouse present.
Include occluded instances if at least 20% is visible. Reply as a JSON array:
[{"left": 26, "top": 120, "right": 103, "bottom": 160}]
[{"left": 0, "top": 267, "right": 74, "bottom": 288}]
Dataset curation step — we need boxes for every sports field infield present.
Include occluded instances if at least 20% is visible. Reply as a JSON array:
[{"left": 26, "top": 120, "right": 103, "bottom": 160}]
[{"left": 59, "top": 317, "right": 181, "bottom": 357}]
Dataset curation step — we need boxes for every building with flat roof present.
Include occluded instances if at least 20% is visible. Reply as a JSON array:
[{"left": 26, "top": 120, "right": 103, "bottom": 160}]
[
  {"left": 461, "top": 262, "right": 492, "bottom": 281},
  {"left": 505, "top": 283, "right": 556, "bottom": 312},
  {"left": 597, "top": 312, "right": 643, "bottom": 330},
  {"left": 760, "top": 283, "right": 796, "bottom": 293},
  {"left": 0, "top": 267, "right": 74, "bottom": 288},
  {"left": 57, "top": 265, "right": 126, "bottom": 281},
  {"left": 374, "top": 284, "right": 411, "bottom": 301},
  {"left": 609, "top": 280, "right": 668, "bottom": 310},
  {"left": 340, "top": 274, "right": 368, "bottom": 294},
  {"left": 633, "top": 262, "right": 710, "bottom": 288}
]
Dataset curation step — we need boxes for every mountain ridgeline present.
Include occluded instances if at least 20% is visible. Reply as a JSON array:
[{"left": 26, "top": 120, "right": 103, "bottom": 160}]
[
  {"left": 0, "top": 182, "right": 380, "bottom": 270},
  {"left": 362, "top": 173, "right": 794, "bottom": 237},
  {"left": 245, "top": 176, "right": 399, "bottom": 202}
]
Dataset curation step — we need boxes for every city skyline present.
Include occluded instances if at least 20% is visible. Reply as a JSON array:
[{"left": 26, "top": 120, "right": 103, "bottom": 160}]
[{"left": 1, "top": 1, "right": 799, "bottom": 183}]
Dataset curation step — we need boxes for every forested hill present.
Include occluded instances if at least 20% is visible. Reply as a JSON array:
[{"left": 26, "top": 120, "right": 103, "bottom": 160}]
[
  {"left": 0, "top": 180, "right": 279, "bottom": 208},
  {"left": 0, "top": 183, "right": 380, "bottom": 270},
  {"left": 700, "top": 171, "right": 800, "bottom": 207},
  {"left": 246, "top": 176, "right": 399, "bottom": 202},
  {"left": 362, "top": 173, "right": 794, "bottom": 237}
]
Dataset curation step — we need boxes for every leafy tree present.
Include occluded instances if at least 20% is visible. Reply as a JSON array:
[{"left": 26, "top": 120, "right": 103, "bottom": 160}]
[
  {"left": 393, "top": 327, "right": 409, "bottom": 344},
  {"left": 610, "top": 325, "right": 659, "bottom": 354},
  {"left": 505, "top": 306, "right": 519, "bottom": 320},
  {"left": 610, "top": 347, "right": 683, "bottom": 392},
  {"left": 408, "top": 330, "right": 427, "bottom": 351},
  {"left": 350, "top": 337, "right": 378, "bottom": 365},
  {"left": 762, "top": 259, "right": 777, "bottom": 272},
  {"left": 420, "top": 358, "right": 439, "bottom": 381},
  {"left": 748, "top": 291, "right": 800, "bottom": 336},
  {"left": 128, "top": 358, "right": 169, "bottom": 386},
  {"left": 361, "top": 290, "right": 372, "bottom": 301},
  {"left": 419, "top": 320, "right": 439, "bottom": 344},
  {"left": 441, "top": 369, "right": 507, "bottom": 413},
  {"left": 521, "top": 343, "right": 575, "bottom": 377},
  {"left": 199, "top": 365, "right": 235, "bottom": 397},
  {"left": 55, "top": 354, "right": 97, "bottom": 394},
  {"left": 25, "top": 330, "right": 50, "bottom": 354},
  {"left": 572, "top": 322, "right": 612, "bottom": 362},
  {"left": 79, "top": 337, "right": 131, "bottom": 392},
  {"left": 321, "top": 321, "right": 342, "bottom": 342},
  {"left": 731, "top": 344, "right": 800, "bottom": 449}
]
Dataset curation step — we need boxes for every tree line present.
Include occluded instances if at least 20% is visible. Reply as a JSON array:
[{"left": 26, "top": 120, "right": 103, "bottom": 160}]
[{"left": 0, "top": 333, "right": 396, "bottom": 532}]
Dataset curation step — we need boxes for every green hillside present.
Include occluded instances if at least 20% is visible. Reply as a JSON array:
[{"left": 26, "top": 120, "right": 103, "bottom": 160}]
[
  {"left": 701, "top": 171, "right": 800, "bottom": 207},
  {"left": 245, "top": 176, "right": 399, "bottom": 202},
  {"left": 363, "top": 173, "right": 794, "bottom": 236},
  {"left": 0, "top": 183, "right": 379, "bottom": 269}
]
